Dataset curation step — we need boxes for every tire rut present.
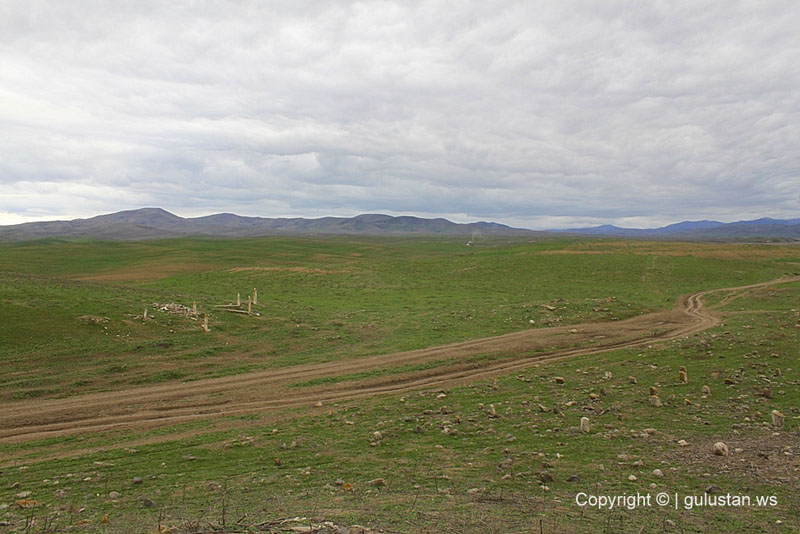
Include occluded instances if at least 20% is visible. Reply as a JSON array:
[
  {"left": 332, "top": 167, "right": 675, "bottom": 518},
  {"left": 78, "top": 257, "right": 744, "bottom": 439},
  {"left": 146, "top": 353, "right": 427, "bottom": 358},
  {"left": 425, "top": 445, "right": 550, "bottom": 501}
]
[{"left": 2, "top": 276, "right": 796, "bottom": 450}]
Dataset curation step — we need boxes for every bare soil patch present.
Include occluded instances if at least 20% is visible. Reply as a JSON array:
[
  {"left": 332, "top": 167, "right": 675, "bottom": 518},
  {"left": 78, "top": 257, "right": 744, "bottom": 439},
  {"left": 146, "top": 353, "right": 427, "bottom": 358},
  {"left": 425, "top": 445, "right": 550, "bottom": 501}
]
[
  {"left": 75, "top": 262, "right": 219, "bottom": 282},
  {"left": 227, "top": 266, "right": 352, "bottom": 274}
]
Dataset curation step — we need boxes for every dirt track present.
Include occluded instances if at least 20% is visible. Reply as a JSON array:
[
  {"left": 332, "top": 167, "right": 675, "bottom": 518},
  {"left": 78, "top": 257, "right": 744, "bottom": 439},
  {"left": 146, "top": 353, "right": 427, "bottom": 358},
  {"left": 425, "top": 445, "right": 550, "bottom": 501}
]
[{"left": 2, "top": 277, "right": 797, "bottom": 450}]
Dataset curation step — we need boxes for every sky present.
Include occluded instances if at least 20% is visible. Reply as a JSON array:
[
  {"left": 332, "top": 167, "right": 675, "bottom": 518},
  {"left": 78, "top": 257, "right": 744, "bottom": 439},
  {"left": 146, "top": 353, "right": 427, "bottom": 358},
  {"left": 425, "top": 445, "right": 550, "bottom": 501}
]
[{"left": 1, "top": 1, "right": 799, "bottom": 230}]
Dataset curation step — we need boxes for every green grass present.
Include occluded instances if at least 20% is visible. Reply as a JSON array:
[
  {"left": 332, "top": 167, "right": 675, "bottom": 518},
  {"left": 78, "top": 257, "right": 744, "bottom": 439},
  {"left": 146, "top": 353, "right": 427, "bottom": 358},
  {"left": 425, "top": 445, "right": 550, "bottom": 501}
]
[
  {"left": 1, "top": 238, "right": 799, "bottom": 532},
  {"left": 1, "top": 237, "right": 796, "bottom": 402},
  {"left": 1, "top": 283, "right": 798, "bottom": 532}
]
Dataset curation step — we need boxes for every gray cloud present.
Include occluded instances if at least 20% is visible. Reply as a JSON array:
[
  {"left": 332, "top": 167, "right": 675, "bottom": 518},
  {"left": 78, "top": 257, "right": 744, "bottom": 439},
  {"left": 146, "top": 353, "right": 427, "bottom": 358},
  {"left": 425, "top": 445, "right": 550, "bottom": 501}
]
[{"left": 1, "top": 0, "right": 798, "bottom": 228}]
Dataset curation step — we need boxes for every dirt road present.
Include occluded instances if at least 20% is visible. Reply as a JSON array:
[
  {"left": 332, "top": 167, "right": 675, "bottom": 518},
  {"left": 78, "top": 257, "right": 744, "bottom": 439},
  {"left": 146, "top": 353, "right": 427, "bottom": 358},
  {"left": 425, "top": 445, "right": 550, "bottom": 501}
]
[{"left": 1, "top": 276, "right": 796, "bottom": 450}]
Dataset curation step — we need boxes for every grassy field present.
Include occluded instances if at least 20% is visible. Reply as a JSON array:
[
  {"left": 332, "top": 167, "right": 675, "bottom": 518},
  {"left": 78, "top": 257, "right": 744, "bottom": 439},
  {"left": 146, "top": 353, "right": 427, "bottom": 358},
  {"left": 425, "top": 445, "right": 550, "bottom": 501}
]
[
  {"left": 1, "top": 237, "right": 797, "bottom": 401},
  {"left": 1, "top": 237, "right": 799, "bottom": 532}
]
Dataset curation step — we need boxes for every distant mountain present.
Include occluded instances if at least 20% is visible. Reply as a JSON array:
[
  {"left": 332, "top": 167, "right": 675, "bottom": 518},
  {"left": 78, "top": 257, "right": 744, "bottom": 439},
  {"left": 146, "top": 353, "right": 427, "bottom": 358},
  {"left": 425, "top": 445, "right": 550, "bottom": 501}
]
[
  {"left": 554, "top": 217, "right": 800, "bottom": 240},
  {"left": 3, "top": 209, "right": 799, "bottom": 242},
  {"left": 0, "top": 208, "right": 535, "bottom": 241}
]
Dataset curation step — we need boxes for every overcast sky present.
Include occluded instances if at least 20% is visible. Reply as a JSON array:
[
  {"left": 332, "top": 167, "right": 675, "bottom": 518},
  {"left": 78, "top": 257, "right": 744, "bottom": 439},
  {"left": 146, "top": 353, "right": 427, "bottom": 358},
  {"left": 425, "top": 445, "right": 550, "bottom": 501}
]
[{"left": 1, "top": 1, "right": 798, "bottom": 229}]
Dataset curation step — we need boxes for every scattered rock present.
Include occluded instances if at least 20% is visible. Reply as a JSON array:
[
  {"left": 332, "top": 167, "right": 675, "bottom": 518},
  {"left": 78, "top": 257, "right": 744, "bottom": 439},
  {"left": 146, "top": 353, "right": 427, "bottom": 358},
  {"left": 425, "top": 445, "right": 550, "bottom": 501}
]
[
  {"left": 678, "top": 439, "right": 690, "bottom": 447},
  {"left": 554, "top": 376, "right": 565, "bottom": 384},
  {"left": 371, "top": 431, "right": 383, "bottom": 442},
  {"left": 154, "top": 302, "right": 195, "bottom": 317},
  {"left": 108, "top": 491, "right": 121, "bottom": 500},
  {"left": 78, "top": 315, "right": 110, "bottom": 325},
  {"left": 567, "top": 475, "right": 581, "bottom": 482},
  {"left": 14, "top": 491, "right": 31, "bottom": 499},
  {"left": 705, "top": 485, "right": 720, "bottom": 494},
  {"left": 628, "top": 474, "right": 637, "bottom": 481},
  {"left": 652, "top": 469, "right": 664, "bottom": 477},
  {"left": 132, "top": 477, "right": 143, "bottom": 485},
  {"left": 649, "top": 395, "right": 662, "bottom": 407}
]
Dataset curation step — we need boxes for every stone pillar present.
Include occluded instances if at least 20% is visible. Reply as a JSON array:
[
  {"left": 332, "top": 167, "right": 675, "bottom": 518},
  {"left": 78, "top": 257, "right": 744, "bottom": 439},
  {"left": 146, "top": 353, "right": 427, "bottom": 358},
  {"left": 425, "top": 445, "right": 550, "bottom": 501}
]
[{"left": 580, "top": 417, "right": 590, "bottom": 433}]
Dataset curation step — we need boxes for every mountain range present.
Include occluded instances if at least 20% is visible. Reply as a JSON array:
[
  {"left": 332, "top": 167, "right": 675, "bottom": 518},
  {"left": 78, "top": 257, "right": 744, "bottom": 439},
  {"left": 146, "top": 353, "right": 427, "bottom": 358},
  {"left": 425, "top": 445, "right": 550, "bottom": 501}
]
[
  {"left": 553, "top": 217, "right": 800, "bottom": 239},
  {"left": 0, "top": 208, "right": 798, "bottom": 241},
  {"left": 0, "top": 208, "right": 533, "bottom": 241}
]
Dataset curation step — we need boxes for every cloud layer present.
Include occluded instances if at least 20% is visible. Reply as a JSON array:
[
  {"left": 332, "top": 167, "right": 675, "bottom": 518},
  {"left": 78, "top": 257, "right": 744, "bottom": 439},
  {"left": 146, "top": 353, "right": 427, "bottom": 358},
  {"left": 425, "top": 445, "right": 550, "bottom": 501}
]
[{"left": 1, "top": 1, "right": 799, "bottom": 228}]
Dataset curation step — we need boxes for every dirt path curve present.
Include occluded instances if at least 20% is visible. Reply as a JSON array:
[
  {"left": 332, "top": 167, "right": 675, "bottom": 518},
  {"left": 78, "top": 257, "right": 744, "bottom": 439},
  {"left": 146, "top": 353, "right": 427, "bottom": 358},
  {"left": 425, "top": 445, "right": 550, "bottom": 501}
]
[{"left": 1, "top": 276, "right": 797, "bottom": 449}]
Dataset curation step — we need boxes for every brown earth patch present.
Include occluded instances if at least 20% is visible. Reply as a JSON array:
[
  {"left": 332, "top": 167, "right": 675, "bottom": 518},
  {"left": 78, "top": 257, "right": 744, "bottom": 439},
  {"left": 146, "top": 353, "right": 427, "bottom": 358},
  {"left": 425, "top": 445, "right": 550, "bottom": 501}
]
[
  {"left": 74, "top": 262, "right": 219, "bottom": 282},
  {"left": 661, "top": 430, "right": 800, "bottom": 490},
  {"left": 227, "top": 266, "right": 352, "bottom": 274},
  {"left": 538, "top": 241, "right": 800, "bottom": 261}
]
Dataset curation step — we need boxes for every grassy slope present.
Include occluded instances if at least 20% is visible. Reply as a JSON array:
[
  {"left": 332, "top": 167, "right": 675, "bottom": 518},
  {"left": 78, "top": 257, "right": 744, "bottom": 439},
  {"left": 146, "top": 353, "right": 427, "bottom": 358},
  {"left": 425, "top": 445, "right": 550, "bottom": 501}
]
[{"left": 1, "top": 238, "right": 799, "bottom": 532}]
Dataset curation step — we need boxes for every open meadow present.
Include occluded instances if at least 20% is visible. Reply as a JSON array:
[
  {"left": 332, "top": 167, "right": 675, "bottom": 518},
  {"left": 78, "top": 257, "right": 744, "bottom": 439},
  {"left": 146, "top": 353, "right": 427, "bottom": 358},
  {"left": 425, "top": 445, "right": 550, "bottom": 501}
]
[{"left": 1, "top": 236, "right": 799, "bottom": 533}]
